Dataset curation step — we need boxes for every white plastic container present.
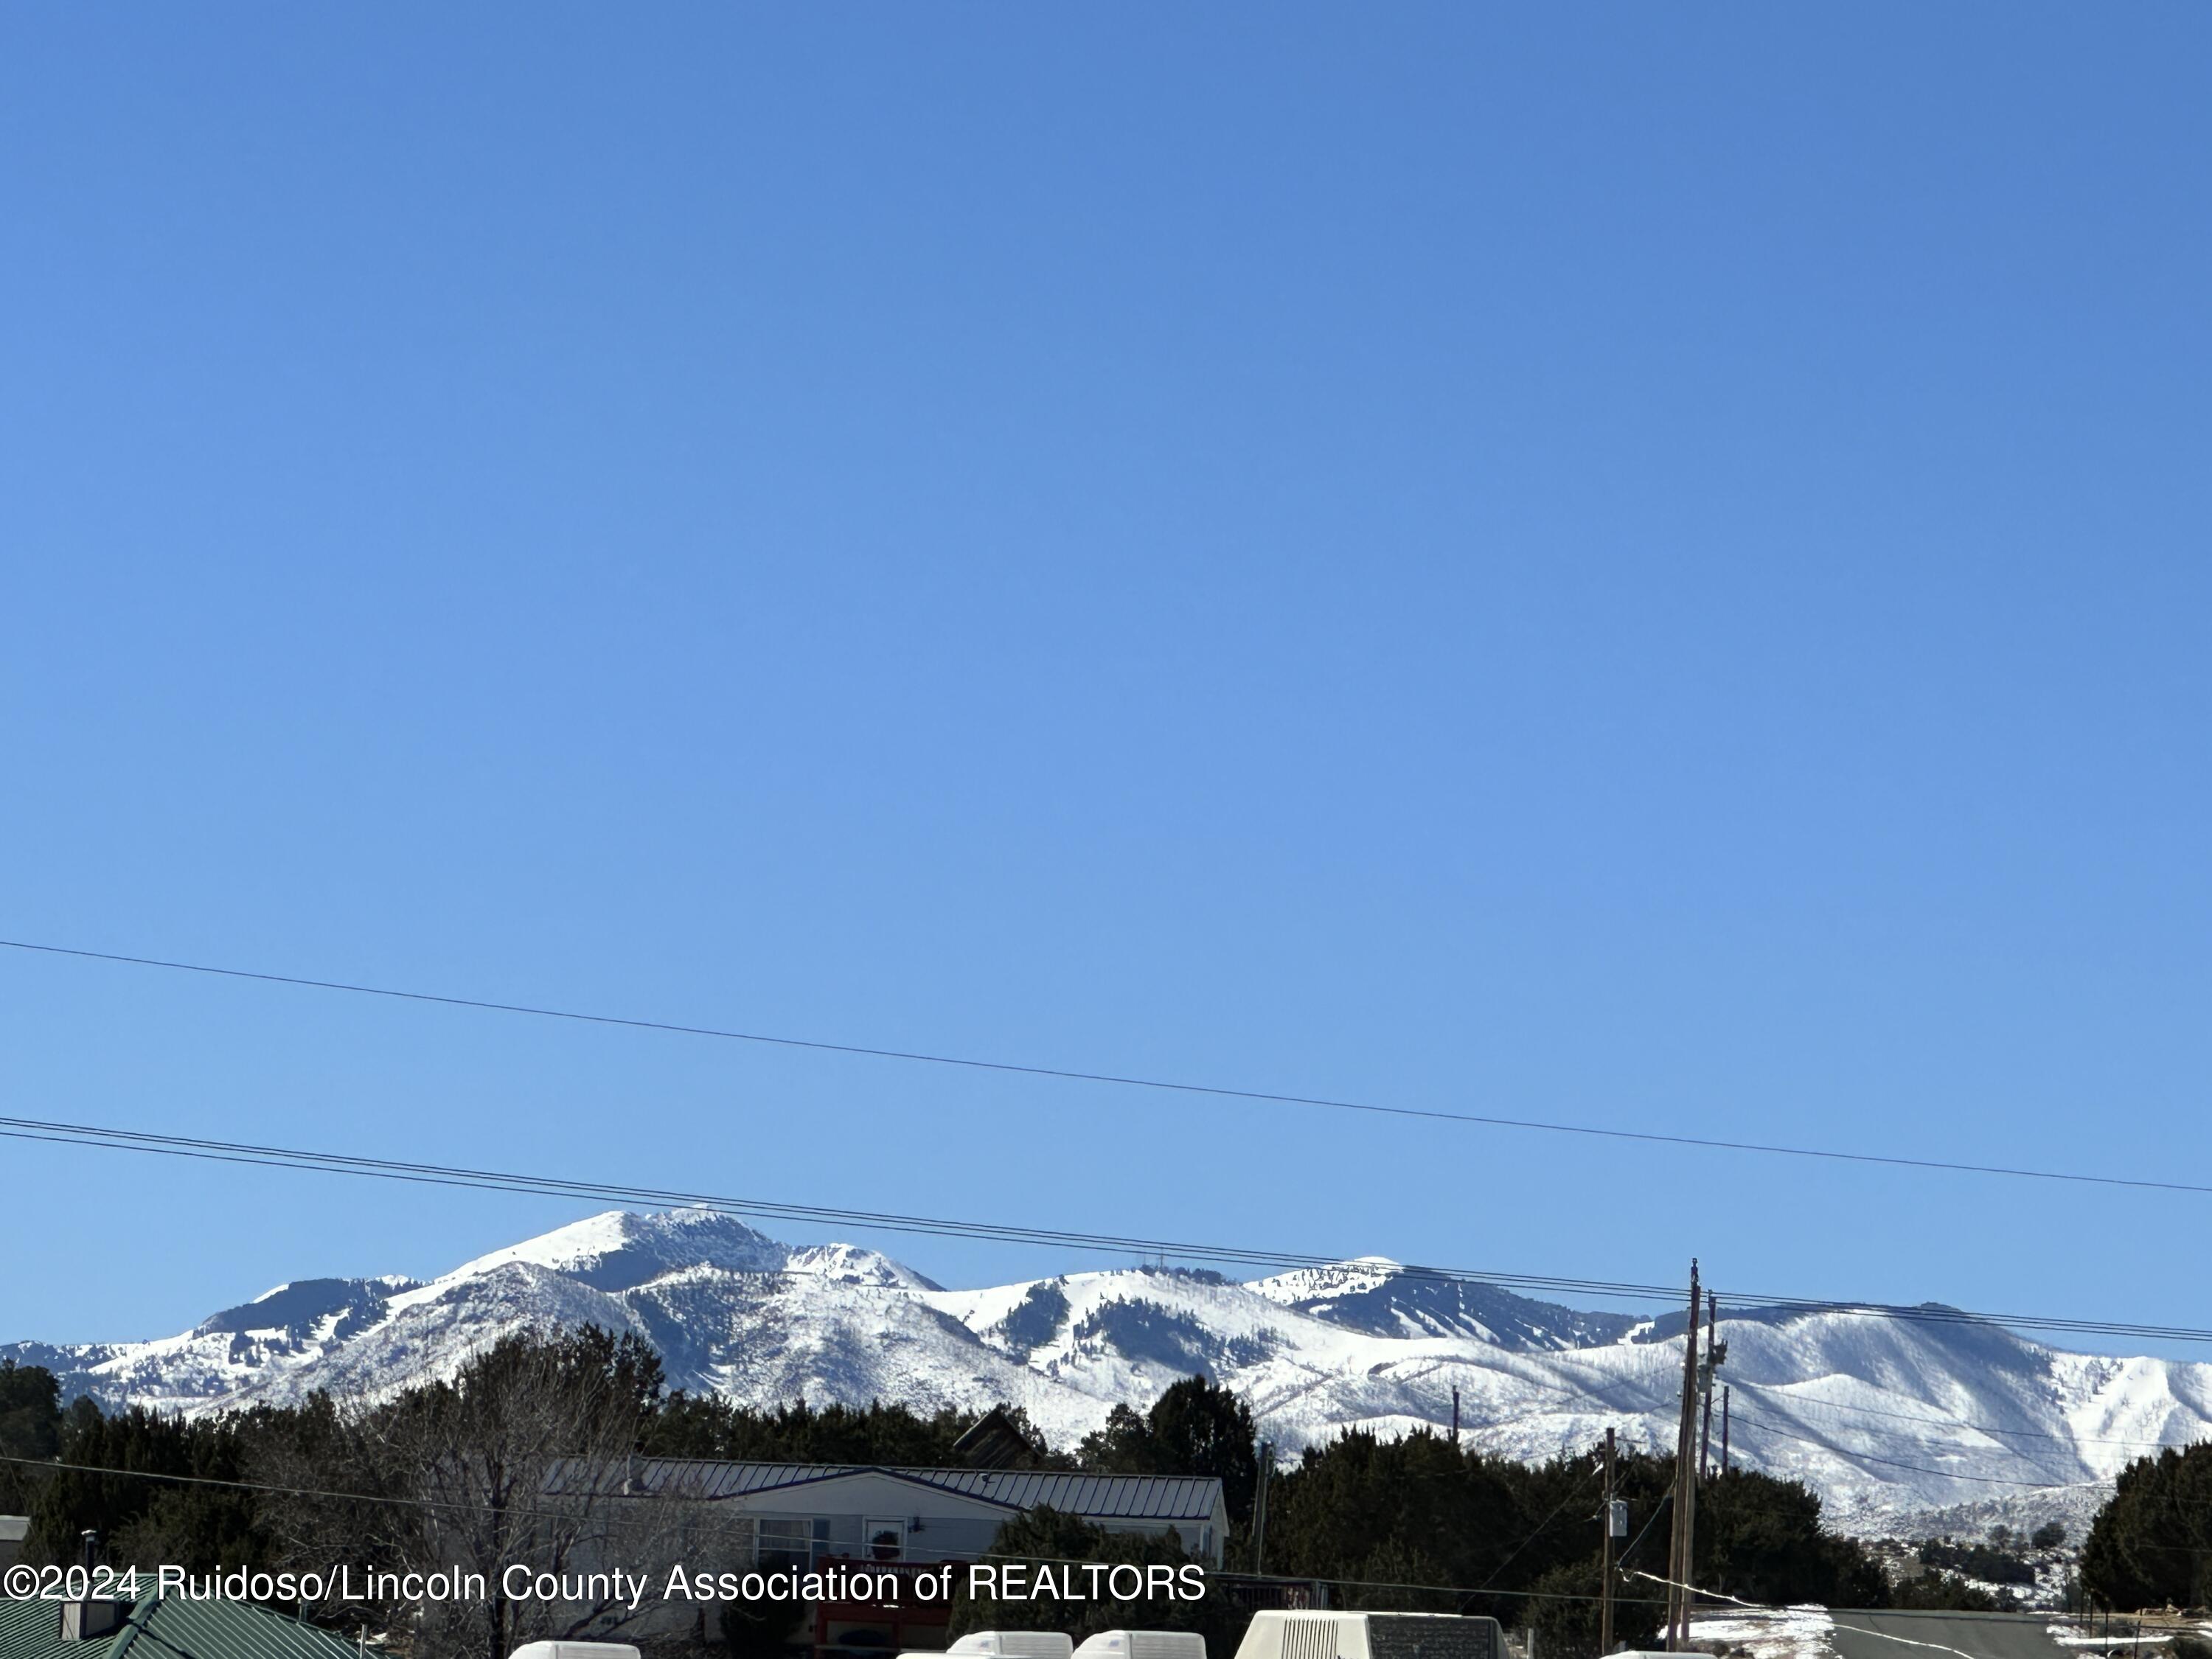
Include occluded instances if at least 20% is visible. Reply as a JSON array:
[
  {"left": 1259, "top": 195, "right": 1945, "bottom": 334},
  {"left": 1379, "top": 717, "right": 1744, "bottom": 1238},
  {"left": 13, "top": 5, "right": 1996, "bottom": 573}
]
[
  {"left": 510, "top": 1644, "right": 643, "bottom": 1659},
  {"left": 1232, "top": 1612, "right": 1505, "bottom": 1659},
  {"left": 1074, "top": 1631, "right": 1207, "bottom": 1659},
  {"left": 947, "top": 1633, "right": 1077, "bottom": 1659}
]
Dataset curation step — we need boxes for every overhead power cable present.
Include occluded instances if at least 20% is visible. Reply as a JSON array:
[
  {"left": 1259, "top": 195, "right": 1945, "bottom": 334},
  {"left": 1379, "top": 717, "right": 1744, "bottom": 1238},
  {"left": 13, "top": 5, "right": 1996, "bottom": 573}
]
[
  {"left": 10, "top": 1113, "right": 2212, "bottom": 1349},
  {"left": 1472, "top": 1458, "right": 1605, "bottom": 1591},
  {"left": 0, "top": 1455, "right": 1681, "bottom": 1605},
  {"left": 1722, "top": 1408, "right": 2114, "bottom": 1492},
  {"left": 0, "top": 1112, "right": 1675, "bottom": 1298},
  {"left": 0, "top": 1452, "right": 597, "bottom": 1527},
  {"left": 1727, "top": 1379, "right": 2198, "bottom": 1453},
  {"left": 4, "top": 935, "right": 2207, "bottom": 1203},
  {"left": 28, "top": 1456, "right": 2143, "bottom": 1613},
  {"left": 1717, "top": 1393, "right": 2212, "bottom": 1515},
  {"left": 1627, "top": 1572, "right": 1986, "bottom": 1659}
]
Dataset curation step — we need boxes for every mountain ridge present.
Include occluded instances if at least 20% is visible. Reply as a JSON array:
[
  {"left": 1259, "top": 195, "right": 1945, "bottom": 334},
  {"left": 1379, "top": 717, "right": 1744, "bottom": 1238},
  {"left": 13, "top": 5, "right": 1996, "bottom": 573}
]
[{"left": 11, "top": 1208, "right": 2208, "bottom": 1538}]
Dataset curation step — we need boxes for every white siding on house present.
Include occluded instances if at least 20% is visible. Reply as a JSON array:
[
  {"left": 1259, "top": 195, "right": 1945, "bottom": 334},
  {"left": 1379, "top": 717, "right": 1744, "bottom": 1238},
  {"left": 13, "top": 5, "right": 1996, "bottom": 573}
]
[{"left": 618, "top": 1464, "right": 1228, "bottom": 1567}]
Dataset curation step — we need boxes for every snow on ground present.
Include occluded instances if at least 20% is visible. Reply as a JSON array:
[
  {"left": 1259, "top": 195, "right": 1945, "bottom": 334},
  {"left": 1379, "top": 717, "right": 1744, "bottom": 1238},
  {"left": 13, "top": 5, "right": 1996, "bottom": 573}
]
[
  {"left": 1690, "top": 1605, "right": 1837, "bottom": 1659},
  {"left": 2045, "top": 1627, "right": 2211, "bottom": 1649}
]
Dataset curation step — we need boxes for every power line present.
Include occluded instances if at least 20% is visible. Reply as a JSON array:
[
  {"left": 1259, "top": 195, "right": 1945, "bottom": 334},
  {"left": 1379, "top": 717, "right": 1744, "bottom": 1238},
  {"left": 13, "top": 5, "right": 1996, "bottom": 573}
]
[
  {"left": 4, "top": 935, "right": 2206, "bottom": 1205},
  {"left": 0, "top": 1453, "right": 617, "bottom": 1527},
  {"left": 9, "top": 1113, "right": 2212, "bottom": 1352},
  {"left": 30, "top": 1455, "right": 2096, "bottom": 1613},
  {"left": 0, "top": 1455, "right": 1688, "bottom": 1605},
  {"left": 18, "top": 1436, "right": 2208, "bottom": 1580},
  {"left": 1630, "top": 1572, "right": 1996, "bottom": 1659},
  {"left": 1725, "top": 1408, "right": 2110, "bottom": 1492},
  {"left": 1474, "top": 1458, "right": 1605, "bottom": 1591},
  {"left": 14, "top": 1113, "right": 2212, "bottom": 1350},
  {"left": 1728, "top": 1380, "right": 2202, "bottom": 1453},
  {"left": 0, "top": 1113, "right": 1676, "bottom": 1300},
  {"left": 1720, "top": 1399, "right": 2212, "bottom": 1527}
]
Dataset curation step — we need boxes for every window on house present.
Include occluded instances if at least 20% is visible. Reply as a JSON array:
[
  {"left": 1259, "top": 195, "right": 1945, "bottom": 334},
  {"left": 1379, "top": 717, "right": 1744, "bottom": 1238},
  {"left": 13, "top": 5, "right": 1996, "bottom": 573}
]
[
  {"left": 863, "top": 1517, "right": 906, "bottom": 1561},
  {"left": 757, "top": 1517, "right": 830, "bottom": 1568}
]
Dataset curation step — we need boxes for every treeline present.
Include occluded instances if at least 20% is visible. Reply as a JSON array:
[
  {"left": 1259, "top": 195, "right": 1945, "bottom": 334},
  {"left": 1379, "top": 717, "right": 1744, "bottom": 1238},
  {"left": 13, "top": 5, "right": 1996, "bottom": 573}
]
[
  {"left": 953, "top": 1429, "right": 1891, "bottom": 1659},
  {"left": 644, "top": 1394, "right": 1062, "bottom": 1470},
  {"left": 1267, "top": 1430, "right": 1890, "bottom": 1652},
  {"left": 4, "top": 1346, "right": 1896, "bottom": 1659},
  {"left": 1915, "top": 1538, "right": 2036, "bottom": 1588}
]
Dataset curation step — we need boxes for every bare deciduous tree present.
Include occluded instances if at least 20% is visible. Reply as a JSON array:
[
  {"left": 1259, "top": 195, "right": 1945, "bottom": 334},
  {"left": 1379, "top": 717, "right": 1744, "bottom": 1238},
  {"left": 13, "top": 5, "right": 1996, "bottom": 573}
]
[{"left": 251, "top": 1328, "right": 733, "bottom": 1659}]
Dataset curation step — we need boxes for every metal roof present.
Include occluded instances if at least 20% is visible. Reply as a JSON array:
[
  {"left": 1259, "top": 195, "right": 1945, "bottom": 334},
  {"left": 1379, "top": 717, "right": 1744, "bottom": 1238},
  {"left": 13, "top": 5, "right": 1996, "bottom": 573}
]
[
  {"left": 627, "top": 1459, "right": 1225, "bottom": 1522},
  {"left": 1, "top": 1596, "right": 361, "bottom": 1659}
]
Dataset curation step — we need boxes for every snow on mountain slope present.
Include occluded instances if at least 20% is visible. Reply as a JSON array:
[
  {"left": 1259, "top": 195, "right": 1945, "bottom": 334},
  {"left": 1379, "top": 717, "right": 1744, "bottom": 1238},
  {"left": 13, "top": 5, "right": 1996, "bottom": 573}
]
[
  {"left": 624, "top": 1268, "right": 1102, "bottom": 1447},
  {"left": 11, "top": 1208, "right": 2212, "bottom": 1534},
  {"left": 241, "top": 1263, "right": 650, "bottom": 1408},
  {"left": 1249, "top": 1259, "right": 1641, "bottom": 1349},
  {"left": 439, "top": 1209, "right": 934, "bottom": 1294}
]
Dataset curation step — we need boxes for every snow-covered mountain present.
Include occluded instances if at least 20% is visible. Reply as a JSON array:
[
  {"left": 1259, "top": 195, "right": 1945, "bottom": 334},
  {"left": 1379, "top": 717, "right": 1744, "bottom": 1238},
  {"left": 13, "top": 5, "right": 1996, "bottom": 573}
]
[
  {"left": 12, "top": 1209, "right": 2211, "bottom": 1537},
  {"left": 1249, "top": 1258, "right": 1641, "bottom": 1348}
]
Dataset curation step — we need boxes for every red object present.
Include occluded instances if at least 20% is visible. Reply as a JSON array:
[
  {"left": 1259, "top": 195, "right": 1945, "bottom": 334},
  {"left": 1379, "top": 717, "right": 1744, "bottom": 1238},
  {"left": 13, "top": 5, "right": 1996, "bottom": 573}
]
[{"left": 810, "top": 1557, "right": 954, "bottom": 1657}]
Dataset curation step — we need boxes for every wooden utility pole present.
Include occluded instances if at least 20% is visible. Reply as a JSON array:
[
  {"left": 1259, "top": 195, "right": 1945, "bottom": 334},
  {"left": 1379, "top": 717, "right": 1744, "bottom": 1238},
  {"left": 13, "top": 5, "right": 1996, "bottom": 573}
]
[
  {"left": 1664, "top": 1261, "right": 1702, "bottom": 1651},
  {"left": 1600, "top": 1427, "right": 1618, "bottom": 1658},
  {"left": 1251, "top": 1440, "right": 1273, "bottom": 1573},
  {"left": 1698, "top": 1292, "right": 1718, "bottom": 1481},
  {"left": 1720, "top": 1388, "right": 1730, "bottom": 1475}
]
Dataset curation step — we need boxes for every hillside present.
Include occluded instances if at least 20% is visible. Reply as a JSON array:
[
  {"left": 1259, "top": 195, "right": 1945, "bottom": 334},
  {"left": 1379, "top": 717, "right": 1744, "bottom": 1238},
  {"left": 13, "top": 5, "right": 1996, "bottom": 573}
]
[{"left": 11, "top": 1208, "right": 2209, "bottom": 1536}]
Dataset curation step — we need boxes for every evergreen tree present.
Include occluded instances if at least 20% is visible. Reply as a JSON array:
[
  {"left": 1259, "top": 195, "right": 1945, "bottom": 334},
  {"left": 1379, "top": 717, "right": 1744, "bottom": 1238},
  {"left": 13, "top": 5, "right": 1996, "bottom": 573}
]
[
  {"left": 0, "top": 1360, "right": 63, "bottom": 1515},
  {"left": 0, "top": 1360, "right": 63, "bottom": 1458},
  {"left": 1079, "top": 1377, "right": 1259, "bottom": 1526},
  {"left": 2081, "top": 1443, "right": 2212, "bottom": 1610},
  {"left": 1338, "top": 1537, "right": 1455, "bottom": 1613},
  {"left": 644, "top": 1396, "right": 1065, "bottom": 1469},
  {"left": 1697, "top": 1469, "right": 1886, "bottom": 1607},
  {"left": 1262, "top": 1428, "right": 1527, "bottom": 1603},
  {"left": 1891, "top": 1571, "right": 2006, "bottom": 1612},
  {"left": 25, "top": 1395, "right": 266, "bottom": 1573},
  {"left": 1262, "top": 1430, "right": 1882, "bottom": 1619},
  {"left": 1526, "top": 1556, "right": 1662, "bottom": 1659}
]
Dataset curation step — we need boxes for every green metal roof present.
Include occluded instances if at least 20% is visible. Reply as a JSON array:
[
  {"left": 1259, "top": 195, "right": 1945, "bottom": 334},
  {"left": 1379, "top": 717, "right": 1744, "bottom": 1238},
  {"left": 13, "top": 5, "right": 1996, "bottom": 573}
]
[
  {"left": 1, "top": 1596, "right": 363, "bottom": 1659},
  {"left": 0, "top": 1593, "right": 86, "bottom": 1659}
]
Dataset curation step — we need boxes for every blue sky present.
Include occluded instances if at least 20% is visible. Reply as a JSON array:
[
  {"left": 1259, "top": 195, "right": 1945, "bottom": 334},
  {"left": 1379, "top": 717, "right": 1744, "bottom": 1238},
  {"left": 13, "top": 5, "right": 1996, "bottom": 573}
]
[{"left": 4, "top": 6, "right": 2208, "bottom": 1352}]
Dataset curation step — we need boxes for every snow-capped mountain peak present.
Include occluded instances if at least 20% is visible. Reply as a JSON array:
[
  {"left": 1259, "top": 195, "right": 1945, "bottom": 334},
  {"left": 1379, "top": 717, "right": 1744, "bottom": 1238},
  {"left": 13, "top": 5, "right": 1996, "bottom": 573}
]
[
  {"left": 440, "top": 1208, "right": 788, "bottom": 1292},
  {"left": 13, "top": 1210, "right": 2212, "bottom": 1539}
]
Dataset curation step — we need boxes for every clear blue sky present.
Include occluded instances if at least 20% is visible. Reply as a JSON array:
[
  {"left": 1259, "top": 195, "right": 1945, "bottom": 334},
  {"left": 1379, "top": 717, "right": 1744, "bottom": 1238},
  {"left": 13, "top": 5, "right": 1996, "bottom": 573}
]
[{"left": 4, "top": 6, "right": 2208, "bottom": 1352}]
